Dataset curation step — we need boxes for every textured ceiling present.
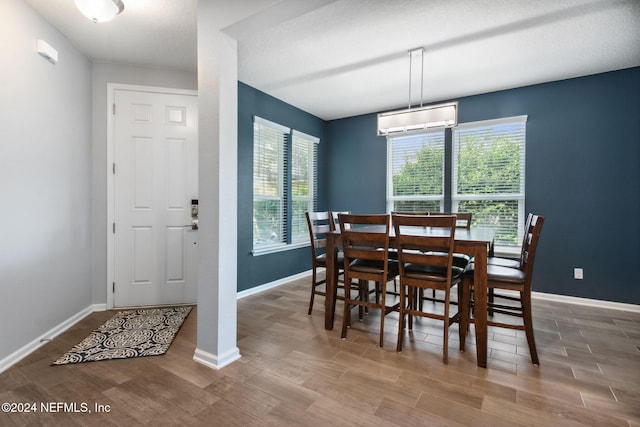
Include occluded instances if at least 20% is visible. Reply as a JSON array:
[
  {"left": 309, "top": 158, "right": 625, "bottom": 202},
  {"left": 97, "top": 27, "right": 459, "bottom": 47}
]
[{"left": 24, "top": 0, "right": 640, "bottom": 120}]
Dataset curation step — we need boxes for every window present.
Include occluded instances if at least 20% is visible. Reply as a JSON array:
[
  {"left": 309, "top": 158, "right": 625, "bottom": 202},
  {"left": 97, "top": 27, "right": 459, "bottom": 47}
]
[
  {"left": 291, "top": 130, "right": 319, "bottom": 244},
  {"left": 453, "top": 116, "right": 527, "bottom": 247},
  {"left": 387, "top": 130, "right": 445, "bottom": 213},
  {"left": 253, "top": 117, "right": 287, "bottom": 252},
  {"left": 252, "top": 117, "right": 318, "bottom": 254},
  {"left": 386, "top": 115, "right": 526, "bottom": 249}
]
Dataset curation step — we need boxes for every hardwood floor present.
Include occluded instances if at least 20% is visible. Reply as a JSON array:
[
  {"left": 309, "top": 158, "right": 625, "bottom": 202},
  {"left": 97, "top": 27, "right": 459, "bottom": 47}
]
[{"left": 1, "top": 276, "right": 639, "bottom": 426}]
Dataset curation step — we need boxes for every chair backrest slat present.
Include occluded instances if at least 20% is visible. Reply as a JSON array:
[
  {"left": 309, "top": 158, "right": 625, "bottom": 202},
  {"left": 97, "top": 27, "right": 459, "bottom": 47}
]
[{"left": 432, "top": 212, "right": 472, "bottom": 229}]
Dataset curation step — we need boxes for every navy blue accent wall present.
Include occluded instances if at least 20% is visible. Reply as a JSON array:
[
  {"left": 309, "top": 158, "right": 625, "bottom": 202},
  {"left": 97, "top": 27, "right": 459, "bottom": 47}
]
[
  {"left": 325, "top": 67, "right": 640, "bottom": 304},
  {"left": 237, "top": 82, "right": 327, "bottom": 292},
  {"left": 325, "top": 114, "right": 388, "bottom": 214}
]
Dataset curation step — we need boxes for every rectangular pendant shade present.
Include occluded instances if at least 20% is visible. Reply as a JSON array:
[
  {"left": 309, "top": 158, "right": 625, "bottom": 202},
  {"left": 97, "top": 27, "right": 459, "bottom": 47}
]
[{"left": 377, "top": 102, "right": 458, "bottom": 136}]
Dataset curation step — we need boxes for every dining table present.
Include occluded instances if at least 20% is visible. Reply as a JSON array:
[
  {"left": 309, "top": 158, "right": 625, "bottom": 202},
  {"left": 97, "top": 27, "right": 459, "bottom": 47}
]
[{"left": 324, "top": 224, "right": 495, "bottom": 368}]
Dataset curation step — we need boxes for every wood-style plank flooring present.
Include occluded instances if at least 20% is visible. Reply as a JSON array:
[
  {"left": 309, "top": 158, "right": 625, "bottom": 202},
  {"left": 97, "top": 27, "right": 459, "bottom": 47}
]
[{"left": 1, "top": 276, "right": 639, "bottom": 426}]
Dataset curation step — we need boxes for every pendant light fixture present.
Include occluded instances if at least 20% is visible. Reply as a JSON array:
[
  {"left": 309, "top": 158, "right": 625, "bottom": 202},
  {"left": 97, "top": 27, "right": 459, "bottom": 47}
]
[
  {"left": 377, "top": 48, "right": 457, "bottom": 136},
  {"left": 75, "top": 0, "right": 125, "bottom": 23}
]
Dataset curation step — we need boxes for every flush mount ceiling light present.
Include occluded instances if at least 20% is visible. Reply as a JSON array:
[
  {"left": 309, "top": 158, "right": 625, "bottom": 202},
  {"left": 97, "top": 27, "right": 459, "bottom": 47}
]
[
  {"left": 75, "top": 0, "right": 125, "bottom": 23},
  {"left": 377, "top": 48, "right": 457, "bottom": 136}
]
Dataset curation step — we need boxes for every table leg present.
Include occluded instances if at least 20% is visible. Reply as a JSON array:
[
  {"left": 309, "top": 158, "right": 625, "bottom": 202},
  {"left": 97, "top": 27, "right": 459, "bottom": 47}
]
[
  {"left": 473, "top": 244, "right": 488, "bottom": 368},
  {"left": 324, "top": 232, "right": 338, "bottom": 330}
]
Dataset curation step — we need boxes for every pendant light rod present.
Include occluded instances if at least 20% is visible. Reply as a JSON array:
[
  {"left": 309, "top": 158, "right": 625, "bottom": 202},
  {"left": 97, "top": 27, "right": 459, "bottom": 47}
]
[
  {"left": 407, "top": 47, "right": 425, "bottom": 109},
  {"left": 408, "top": 51, "right": 412, "bottom": 109},
  {"left": 420, "top": 48, "right": 424, "bottom": 107},
  {"left": 377, "top": 47, "right": 457, "bottom": 136}
]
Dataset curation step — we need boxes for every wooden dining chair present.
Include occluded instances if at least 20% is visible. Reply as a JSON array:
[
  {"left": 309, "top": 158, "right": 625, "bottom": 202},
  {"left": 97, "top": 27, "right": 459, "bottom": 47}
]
[
  {"left": 388, "top": 211, "right": 428, "bottom": 294},
  {"left": 393, "top": 214, "right": 464, "bottom": 363},
  {"left": 486, "top": 213, "right": 533, "bottom": 313},
  {"left": 331, "top": 210, "right": 381, "bottom": 309},
  {"left": 338, "top": 213, "right": 399, "bottom": 347},
  {"left": 305, "top": 211, "right": 344, "bottom": 315},
  {"left": 460, "top": 214, "right": 545, "bottom": 365},
  {"left": 422, "top": 212, "right": 472, "bottom": 306}
]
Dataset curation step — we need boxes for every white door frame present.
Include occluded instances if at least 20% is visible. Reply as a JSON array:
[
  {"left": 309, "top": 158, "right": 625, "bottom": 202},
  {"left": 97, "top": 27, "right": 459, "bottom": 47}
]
[{"left": 106, "top": 83, "right": 198, "bottom": 309}]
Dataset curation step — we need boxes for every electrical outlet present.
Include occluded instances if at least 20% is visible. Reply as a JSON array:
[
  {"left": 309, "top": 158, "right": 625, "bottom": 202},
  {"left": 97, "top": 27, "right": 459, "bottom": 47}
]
[{"left": 574, "top": 268, "right": 584, "bottom": 280}]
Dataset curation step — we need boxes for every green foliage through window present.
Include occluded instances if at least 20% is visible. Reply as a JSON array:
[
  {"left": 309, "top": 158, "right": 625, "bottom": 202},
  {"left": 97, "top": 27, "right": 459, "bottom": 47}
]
[
  {"left": 453, "top": 117, "right": 526, "bottom": 246},
  {"left": 388, "top": 131, "right": 445, "bottom": 213},
  {"left": 387, "top": 116, "right": 526, "bottom": 246}
]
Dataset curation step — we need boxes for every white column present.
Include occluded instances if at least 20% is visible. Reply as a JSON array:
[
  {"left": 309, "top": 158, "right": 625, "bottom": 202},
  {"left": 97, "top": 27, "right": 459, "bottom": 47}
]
[
  {"left": 193, "top": 0, "right": 333, "bottom": 370},
  {"left": 193, "top": 2, "right": 240, "bottom": 369}
]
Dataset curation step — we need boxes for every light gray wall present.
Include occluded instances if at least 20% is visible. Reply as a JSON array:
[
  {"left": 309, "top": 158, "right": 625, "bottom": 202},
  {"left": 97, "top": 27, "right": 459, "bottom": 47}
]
[
  {"left": 0, "top": 0, "right": 92, "bottom": 361},
  {"left": 90, "top": 63, "right": 197, "bottom": 305},
  {"left": 0, "top": 1, "right": 197, "bottom": 362}
]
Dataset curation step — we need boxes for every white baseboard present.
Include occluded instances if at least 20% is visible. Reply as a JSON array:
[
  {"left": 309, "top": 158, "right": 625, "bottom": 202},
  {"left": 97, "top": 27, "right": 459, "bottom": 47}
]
[
  {"left": 0, "top": 303, "right": 104, "bottom": 374},
  {"left": 489, "top": 289, "right": 640, "bottom": 313},
  {"left": 532, "top": 291, "right": 640, "bottom": 313},
  {"left": 193, "top": 347, "right": 241, "bottom": 370},
  {"left": 236, "top": 270, "right": 311, "bottom": 299},
  {"left": 91, "top": 303, "right": 107, "bottom": 312},
  {"left": 238, "top": 271, "right": 640, "bottom": 314}
]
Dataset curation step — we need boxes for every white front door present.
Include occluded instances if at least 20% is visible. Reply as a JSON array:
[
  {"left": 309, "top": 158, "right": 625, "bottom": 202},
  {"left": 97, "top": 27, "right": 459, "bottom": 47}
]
[{"left": 113, "top": 88, "right": 198, "bottom": 307}]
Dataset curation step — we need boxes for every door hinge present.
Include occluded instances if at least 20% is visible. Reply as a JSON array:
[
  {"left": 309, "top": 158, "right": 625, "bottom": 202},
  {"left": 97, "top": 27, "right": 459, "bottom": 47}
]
[
  {"left": 112, "top": 222, "right": 116, "bottom": 233},
  {"left": 112, "top": 103, "right": 116, "bottom": 115},
  {"left": 112, "top": 163, "right": 116, "bottom": 174},
  {"left": 112, "top": 282, "right": 115, "bottom": 293}
]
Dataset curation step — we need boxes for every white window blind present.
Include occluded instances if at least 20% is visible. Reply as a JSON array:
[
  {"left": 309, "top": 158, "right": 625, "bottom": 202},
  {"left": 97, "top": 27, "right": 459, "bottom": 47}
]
[
  {"left": 252, "top": 117, "right": 319, "bottom": 254},
  {"left": 291, "top": 130, "right": 319, "bottom": 244},
  {"left": 253, "top": 117, "right": 289, "bottom": 251},
  {"left": 387, "top": 130, "right": 445, "bottom": 213},
  {"left": 452, "top": 115, "right": 527, "bottom": 247}
]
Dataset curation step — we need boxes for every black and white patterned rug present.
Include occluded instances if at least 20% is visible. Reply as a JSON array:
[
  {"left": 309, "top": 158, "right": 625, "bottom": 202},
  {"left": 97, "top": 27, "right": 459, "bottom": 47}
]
[{"left": 52, "top": 306, "right": 192, "bottom": 365}]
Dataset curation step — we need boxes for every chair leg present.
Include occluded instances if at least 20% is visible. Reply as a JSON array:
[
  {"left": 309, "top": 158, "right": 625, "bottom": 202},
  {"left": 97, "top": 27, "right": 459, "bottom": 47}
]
[
  {"left": 397, "top": 282, "right": 405, "bottom": 352},
  {"left": 308, "top": 267, "right": 316, "bottom": 315},
  {"left": 442, "top": 287, "right": 450, "bottom": 364},
  {"left": 457, "top": 281, "right": 465, "bottom": 351},
  {"left": 522, "top": 291, "right": 539, "bottom": 365},
  {"left": 341, "top": 280, "right": 351, "bottom": 339},
  {"left": 379, "top": 286, "right": 386, "bottom": 348},
  {"left": 361, "top": 280, "right": 371, "bottom": 314},
  {"left": 488, "top": 288, "right": 495, "bottom": 316},
  {"left": 459, "top": 277, "right": 471, "bottom": 352},
  {"left": 407, "top": 287, "right": 414, "bottom": 331},
  {"left": 358, "top": 281, "right": 366, "bottom": 320}
]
